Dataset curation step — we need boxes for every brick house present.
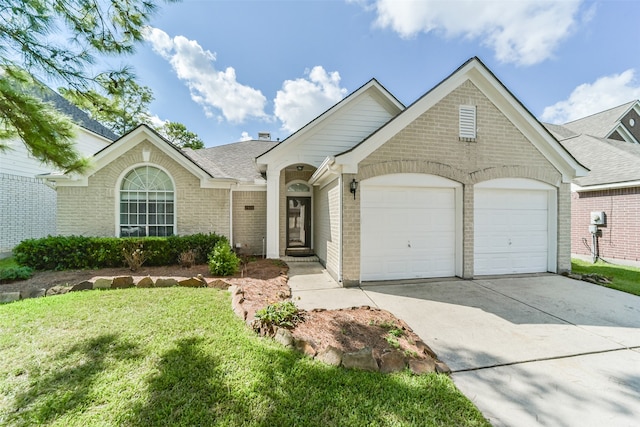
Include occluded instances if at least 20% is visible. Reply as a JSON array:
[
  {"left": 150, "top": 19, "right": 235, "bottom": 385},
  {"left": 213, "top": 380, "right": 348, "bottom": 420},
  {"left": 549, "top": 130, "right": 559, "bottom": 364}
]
[
  {"left": 546, "top": 100, "right": 640, "bottom": 266},
  {"left": 45, "top": 57, "right": 587, "bottom": 285},
  {"left": 0, "top": 89, "right": 116, "bottom": 256}
]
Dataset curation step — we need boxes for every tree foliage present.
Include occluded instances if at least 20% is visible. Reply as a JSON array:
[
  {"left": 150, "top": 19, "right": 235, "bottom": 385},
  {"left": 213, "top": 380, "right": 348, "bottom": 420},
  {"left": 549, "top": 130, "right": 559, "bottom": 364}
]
[
  {"left": 0, "top": 0, "right": 174, "bottom": 172},
  {"left": 156, "top": 121, "right": 205, "bottom": 149}
]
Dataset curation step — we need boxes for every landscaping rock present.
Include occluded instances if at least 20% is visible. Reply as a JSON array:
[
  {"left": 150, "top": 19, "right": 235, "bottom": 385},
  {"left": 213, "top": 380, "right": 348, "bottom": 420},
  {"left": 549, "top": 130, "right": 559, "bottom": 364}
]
[
  {"left": 136, "top": 276, "right": 154, "bottom": 288},
  {"left": 316, "top": 346, "right": 343, "bottom": 366},
  {"left": 178, "top": 277, "right": 206, "bottom": 287},
  {"left": 112, "top": 276, "right": 134, "bottom": 289},
  {"left": 93, "top": 278, "right": 112, "bottom": 290},
  {"left": 209, "top": 278, "right": 231, "bottom": 289},
  {"left": 46, "top": 285, "right": 72, "bottom": 296},
  {"left": 20, "top": 288, "right": 46, "bottom": 299},
  {"left": 379, "top": 350, "right": 406, "bottom": 373},
  {"left": 155, "top": 278, "right": 178, "bottom": 288},
  {"left": 415, "top": 340, "right": 438, "bottom": 359},
  {"left": 274, "top": 328, "right": 294, "bottom": 347},
  {"left": 70, "top": 281, "right": 94, "bottom": 292},
  {"left": 0, "top": 292, "right": 21, "bottom": 303},
  {"left": 294, "top": 338, "right": 317, "bottom": 357},
  {"left": 408, "top": 358, "right": 436, "bottom": 375},
  {"left": 342, "top": 347, "right": 378, "bottom": 371}
]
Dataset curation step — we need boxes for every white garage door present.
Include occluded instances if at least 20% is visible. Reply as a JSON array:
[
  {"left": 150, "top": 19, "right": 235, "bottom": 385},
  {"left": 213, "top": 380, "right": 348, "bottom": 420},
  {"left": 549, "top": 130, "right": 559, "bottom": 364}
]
[
  {"left": 361, "top": 179, "right": 457, "bottom": 281},
  {"left": 474, "top": 185, "right": 551, "bottom": 275}
]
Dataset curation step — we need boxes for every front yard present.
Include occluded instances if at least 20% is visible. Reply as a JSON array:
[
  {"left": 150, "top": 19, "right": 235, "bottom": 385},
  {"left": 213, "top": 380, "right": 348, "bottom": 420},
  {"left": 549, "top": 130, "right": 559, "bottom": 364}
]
[
  {"left": 0, "top": 286, "right": 488, "bottom": 426},
  {"left": 571, "top": 258, "right": 640, "bottom": 296}
]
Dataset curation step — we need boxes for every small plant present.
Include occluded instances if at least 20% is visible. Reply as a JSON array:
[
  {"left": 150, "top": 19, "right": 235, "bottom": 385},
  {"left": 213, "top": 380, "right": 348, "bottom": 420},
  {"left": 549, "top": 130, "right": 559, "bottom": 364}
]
[
  {"left": 178, "top": 249, "right": 197, "bottom": 268},
  {"left": 0, "top": 266, "right": 34, "bottom": 282},
  {"left": 385, "top": 335, "right": 401, "bottom": 349},
  {"left": 388, "top": 328, "right": 404, "bottom": 338},
  {"left": 208, "top": 241, "right": 240, "bottom": 276},
  {"left": 122, "top": 242, "right": 147, "bottom": 272},
  {"left": 254, "top": 301, "right": 303, "bottom": 335}
]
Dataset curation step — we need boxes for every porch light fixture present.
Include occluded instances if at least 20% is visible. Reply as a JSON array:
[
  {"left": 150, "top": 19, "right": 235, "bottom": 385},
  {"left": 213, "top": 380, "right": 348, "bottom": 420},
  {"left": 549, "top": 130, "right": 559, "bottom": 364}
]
[
  {"left": 296, "top": 165, "right": 304, "bottom": 171},
  {"left": 350, "top": 178, "right": 358, "bottom": 200}
]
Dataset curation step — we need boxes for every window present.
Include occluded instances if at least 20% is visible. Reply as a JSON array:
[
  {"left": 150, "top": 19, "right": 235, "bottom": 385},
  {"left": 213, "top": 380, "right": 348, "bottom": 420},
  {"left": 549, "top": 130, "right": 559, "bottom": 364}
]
[
  {"left": 120, "top": 166, "right": 174, "bottom": 237},
  {"left": 287, "top": 182, "right": 311, "bottom": 193},
  {"left": 459, "top": 105, "right": 477, "bottom": 140}
]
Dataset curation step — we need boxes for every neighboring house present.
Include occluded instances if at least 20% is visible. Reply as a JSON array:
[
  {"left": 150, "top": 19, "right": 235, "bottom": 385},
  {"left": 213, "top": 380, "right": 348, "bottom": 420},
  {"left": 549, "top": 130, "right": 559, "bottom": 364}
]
[
  {"left": 44, "top": 57, "right": 587, "bottom": 285},
  {"left": 0, "top": 89, "right": 117, "bottom": 256},
  {"left": 546, "top": 100, "right": 640, "bottom": 266}
]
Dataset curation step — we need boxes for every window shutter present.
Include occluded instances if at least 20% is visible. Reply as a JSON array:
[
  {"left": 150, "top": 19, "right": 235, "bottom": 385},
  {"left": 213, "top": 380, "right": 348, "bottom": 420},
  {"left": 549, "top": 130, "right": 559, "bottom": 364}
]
[{"left": 459, "top": 105, "right": 476, "bottom": 140}]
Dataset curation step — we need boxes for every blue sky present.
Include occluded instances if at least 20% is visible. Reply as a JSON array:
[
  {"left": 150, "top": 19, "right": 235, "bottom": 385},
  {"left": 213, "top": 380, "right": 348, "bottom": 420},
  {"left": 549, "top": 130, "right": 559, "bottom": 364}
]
[{"left": 125, "top": 0, "right": 640, "bottom": 147}]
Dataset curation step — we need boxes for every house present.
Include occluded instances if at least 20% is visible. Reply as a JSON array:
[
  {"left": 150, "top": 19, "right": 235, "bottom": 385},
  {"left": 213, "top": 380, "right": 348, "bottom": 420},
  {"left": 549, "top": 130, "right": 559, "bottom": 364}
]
[
  {"left": 0, "top": 89, "right": 117, "bottom": 256},
  {"left": 545, "top": 100, "right": 640, "bottom": 266},
  {"left": 44, "top": 57, "right": 587, "bottom": 285}
]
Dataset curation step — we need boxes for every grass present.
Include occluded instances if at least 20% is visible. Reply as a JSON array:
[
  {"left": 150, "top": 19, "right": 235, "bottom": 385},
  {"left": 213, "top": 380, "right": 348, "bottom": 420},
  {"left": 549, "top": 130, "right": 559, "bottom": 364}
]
[
  {"left": 571, "top": 258, "right": 640, "bottom": 296},
  {"left": 0, "top": 288, "right": 489, "bottom": 426},
  {"left": 0, "top": 257, "right": 19, "bottom": 269}
]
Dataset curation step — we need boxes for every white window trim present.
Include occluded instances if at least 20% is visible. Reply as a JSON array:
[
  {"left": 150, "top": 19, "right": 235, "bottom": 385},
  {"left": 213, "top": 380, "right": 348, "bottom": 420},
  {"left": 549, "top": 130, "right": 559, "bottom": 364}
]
[{"left": 115, "top": 163, "right": 178, "bottom": 237}]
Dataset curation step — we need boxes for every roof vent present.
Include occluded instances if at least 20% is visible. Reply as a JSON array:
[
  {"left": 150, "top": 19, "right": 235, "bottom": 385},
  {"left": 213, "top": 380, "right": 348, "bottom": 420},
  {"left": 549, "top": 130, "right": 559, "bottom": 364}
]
[
  {"left": 459, "top": 105, "right": 477, "bottom": 141},
  {"left": 258, "top": 132, "right": 271, "bottom": 141}
]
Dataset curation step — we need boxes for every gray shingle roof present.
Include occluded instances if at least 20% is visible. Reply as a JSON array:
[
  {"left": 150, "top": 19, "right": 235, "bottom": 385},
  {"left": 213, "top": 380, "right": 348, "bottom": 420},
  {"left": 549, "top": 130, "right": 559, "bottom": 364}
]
[
  {"left": 562, "top": 101, "right": 635, "bottom": 139},
  {"left": 185, "top": 140, "right": 279, "bottom": 182},
  {"left": 557, "top": 134, "right": 640, "bottom": 187}
]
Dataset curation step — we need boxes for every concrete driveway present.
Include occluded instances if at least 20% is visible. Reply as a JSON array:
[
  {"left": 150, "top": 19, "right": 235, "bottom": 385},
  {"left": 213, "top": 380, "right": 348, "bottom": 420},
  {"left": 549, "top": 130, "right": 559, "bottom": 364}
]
[{"left": 289, "top": 263, "right": 640, "bottom": 426}]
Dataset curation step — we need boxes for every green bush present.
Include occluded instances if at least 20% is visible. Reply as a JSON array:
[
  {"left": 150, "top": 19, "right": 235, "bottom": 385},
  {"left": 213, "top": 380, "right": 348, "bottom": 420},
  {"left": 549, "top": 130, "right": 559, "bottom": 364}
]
[
  {"left": 13, "top": 233, "right": 226, "bottom": 270},
  {"left": 208, "top": 241, "right": 240, "bottom": 276},
  {"left": 254, "top": 301, "right": 303, "bottom": 330},
  {"left": 0, "top": 266, "right": 34, "bottom": 282}
]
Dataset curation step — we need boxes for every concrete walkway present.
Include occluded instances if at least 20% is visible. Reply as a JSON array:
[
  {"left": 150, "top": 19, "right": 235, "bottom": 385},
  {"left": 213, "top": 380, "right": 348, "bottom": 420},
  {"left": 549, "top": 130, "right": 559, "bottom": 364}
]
[{"left": 288, "top": 262, "right": 640, "bottom": 426}]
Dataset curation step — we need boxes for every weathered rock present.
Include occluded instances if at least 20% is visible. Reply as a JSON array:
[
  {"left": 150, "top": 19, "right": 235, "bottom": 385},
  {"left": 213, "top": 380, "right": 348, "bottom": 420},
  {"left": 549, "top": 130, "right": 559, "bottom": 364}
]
[
  {"left": 93, "top": 278, "right": 112, "bottom": 290},
  {"left": 112, "top": 276, "right": 134, "bottom": 289},
  {"left": 342, "top": 347, "right": 378, "bottom": 371},
  {"left": 0, "top": 292, "right": 21, "bottom": 303},
  {"left": 274, "top": 328, "right": 294, "bottom": 347},
  {"left": 379, "top": 350, "right": 406, "bottom": 373},
  {"left": 408, "top": 358, "right": 437, "bottom": 375},
  {"left": 46, "top": 285, "right": 72, "bottom": 296},
  {"left": 415, "top": 340, "right": 438, "bottom": 359},
  {"left": 20, "top": 288, "right": 46, "bottom": 299},
  {"left": 70, "top": 281, "right": 94, "bottom": 292},
  {"left": 294, "top": 338, "right": 317, "bottom": 357},
  {"left": 208, "top": 278, "right": 231, "bottom": 289},
  {"left": 435, "top": 361, "right": 451, "bottom": 374},
  {"left": 179, "top": 277, "right": 205, "bottom": 288},
  {"left": 136, "top": 276, "right": 154, "bottom": 288},
  {"left": 316, "top": 346, "right": 343, "bottom": 366},
  {"left": 567, "top": 273, "right": 582, "bottom": 280},
  {"left": 155, "top": 278, "right": 178, "bottom": 288}
]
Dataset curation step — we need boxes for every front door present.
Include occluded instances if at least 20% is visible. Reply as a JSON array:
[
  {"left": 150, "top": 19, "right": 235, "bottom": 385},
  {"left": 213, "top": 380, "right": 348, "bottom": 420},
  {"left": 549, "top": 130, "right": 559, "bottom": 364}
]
[{"left": 287, "top": 197, "right": 311, "bottom": 250}]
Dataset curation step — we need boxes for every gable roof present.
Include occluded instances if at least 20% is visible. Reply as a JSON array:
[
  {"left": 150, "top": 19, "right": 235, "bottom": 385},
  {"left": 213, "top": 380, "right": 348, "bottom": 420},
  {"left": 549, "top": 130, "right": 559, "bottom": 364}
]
[
  {"left": 557, "top": 133, "right": 640, "bottom": 189},
  {"left": 335, "top": 57, "right": 587, "bottom": 182},
  {"left": 561, "top": 101, "right": 637, "bottom": 141}
]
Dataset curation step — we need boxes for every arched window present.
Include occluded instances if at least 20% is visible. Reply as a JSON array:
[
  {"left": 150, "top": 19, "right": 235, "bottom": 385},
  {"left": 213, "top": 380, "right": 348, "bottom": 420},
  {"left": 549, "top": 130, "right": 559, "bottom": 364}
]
[{"left": 120, "top": 166, "right": 175, "bottom": 237}]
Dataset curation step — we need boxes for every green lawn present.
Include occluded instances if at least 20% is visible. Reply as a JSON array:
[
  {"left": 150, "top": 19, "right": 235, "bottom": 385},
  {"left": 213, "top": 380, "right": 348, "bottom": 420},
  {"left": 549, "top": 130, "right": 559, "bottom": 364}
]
[
  {"left": 0, "top": 257, "right": 18, "bottom": 269},
  {"left": 572, "top": 258, "right": 640, "bottom": 296},
  {"left": 0, "top": 288, "right": 489, "bottom": 427}
]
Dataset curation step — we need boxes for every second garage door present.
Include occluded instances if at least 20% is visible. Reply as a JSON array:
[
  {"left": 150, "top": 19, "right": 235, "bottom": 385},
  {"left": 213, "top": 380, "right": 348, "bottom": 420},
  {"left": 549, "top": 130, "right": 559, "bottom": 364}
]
[
  {"left": 474, "top": 179, "right": 555, "bottom": 275},
  {"left": 360, "top": 174, "right": 460, "bottom": 281}
]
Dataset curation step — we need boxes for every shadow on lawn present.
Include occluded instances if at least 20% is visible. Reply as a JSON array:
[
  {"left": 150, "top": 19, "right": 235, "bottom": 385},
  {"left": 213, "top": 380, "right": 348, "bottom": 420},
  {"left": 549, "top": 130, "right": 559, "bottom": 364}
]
[
  {"left": 9, "top": 334, "right": 141, "bottom": 426},
  {"left": 125, "top": 336, "right": 487, "bottom": 427}
]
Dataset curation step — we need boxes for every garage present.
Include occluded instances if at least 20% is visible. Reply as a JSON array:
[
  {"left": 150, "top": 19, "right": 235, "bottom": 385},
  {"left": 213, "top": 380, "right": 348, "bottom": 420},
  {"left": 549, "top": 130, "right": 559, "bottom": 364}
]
[
  {"left": 360, "top": 174, "right": 462, "bottom": 281},
  {"left": 474, "top": 178, "right": 557, "bottom": 275}
]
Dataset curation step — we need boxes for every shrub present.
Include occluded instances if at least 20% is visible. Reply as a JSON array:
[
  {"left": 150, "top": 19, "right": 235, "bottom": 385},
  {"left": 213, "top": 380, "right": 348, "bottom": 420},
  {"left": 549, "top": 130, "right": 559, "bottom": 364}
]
[
  {"left": 178, "top": 250, "right": 196, "bottom": 268},
  {"left": 208, "top": 241, "right": 240, "bottom": 276},
  {"left": 0, "top": 266, "right": 34, "bottom": 282},
  {"left": 254, "top": 301, "right": 303, "bottom": 334}
]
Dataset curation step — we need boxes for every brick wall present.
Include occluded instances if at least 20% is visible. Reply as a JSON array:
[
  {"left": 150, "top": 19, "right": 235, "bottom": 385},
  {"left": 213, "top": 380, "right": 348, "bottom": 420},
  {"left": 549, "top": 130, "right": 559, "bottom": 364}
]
[
  {"left": 0, "top": 173, "right": 56, "bottom": 253},
  {"left": 232, "top": 191, "right": 267, "bottom": 256},
  {"left": 571, "top": 187, "right": 640, "bottom": 262},
  {"left": 341, "top": 80, "right": 567, "bottom": 281},
  {"left": 57, "top": 141, "right": 230, "bottom": 239}
]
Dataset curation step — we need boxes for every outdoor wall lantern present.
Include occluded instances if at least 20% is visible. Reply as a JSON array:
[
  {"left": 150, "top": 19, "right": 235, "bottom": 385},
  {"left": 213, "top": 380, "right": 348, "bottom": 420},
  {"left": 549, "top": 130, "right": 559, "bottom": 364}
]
[
  {"left": 296, "top": 165, "right": 304, "bottom": 171},
  {"left": 350, "top": 178, "right": 358, "bottom": 200}
]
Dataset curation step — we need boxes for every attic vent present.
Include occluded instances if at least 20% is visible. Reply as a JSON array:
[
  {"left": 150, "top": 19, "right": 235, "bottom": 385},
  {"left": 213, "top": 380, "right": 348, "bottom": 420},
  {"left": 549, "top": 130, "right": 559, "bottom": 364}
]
[
  {"left": 459, "top": 105, "right": 476, "bottom": 141},
  {"left": 258, "top": 132, "right": 271, "bottom": 141}
]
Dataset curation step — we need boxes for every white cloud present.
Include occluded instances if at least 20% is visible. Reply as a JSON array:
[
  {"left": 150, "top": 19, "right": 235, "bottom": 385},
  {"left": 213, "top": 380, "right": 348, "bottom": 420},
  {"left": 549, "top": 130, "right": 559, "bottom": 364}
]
[
  {"left": 143, "top": 27, "right": 267, "bottom": 123},
  {"left": 361, "top": 0, "right": 584, "bottom": 66},
  {"left": 541, "top": 70, "right": 640, "bottom": 124},
  {"left": 239, "top": 131, "right": 252, "bottom": 141},
  {"left": 147, "top": 114, "right": 167, "bottom": 129},
  {"left": 274, "top": 66, "right": 348, "bottom": 133}
]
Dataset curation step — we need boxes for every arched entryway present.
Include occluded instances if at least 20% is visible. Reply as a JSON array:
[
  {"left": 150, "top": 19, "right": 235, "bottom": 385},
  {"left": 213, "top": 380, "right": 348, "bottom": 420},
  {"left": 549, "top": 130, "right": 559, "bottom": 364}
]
[{"left": 286, "top": 180, "right": 312, "bottom": 256}]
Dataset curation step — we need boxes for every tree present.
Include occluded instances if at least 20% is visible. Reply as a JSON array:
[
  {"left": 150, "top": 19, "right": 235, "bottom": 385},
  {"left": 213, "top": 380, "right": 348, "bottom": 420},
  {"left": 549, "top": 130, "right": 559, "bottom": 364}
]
[
  {"left": 59, "top": 76, "right": 154, "bottom": 136},
  {"left": 0, "top": 0, "right": 174, "bottom": 173},
  {"left": 156, "top": 121, "right": 205, "bottom": 149}
]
